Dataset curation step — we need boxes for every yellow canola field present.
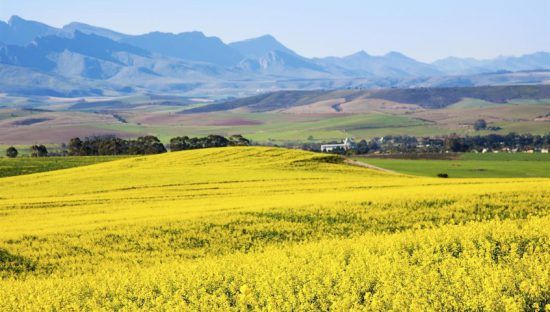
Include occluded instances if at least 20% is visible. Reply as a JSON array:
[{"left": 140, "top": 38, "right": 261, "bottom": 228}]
[{"left": 0, "top": 147, "right": 548, "bottom": 311}]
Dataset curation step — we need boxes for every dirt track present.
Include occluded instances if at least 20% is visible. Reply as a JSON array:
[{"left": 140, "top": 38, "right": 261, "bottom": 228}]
[{"left": 343, "top": 158, "right": 399, "bottom": 174}]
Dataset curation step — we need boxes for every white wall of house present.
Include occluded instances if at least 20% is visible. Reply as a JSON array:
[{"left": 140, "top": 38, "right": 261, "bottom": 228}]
[{"left": 321, "top": 138, "right": 356, "bottom": 152}]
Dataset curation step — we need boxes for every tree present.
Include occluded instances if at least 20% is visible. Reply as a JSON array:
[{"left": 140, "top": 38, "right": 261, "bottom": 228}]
[
  {"left": 356, "top": 140, "right": 369, "bottom": 154},
  {"left": 445, "top": 137, "right": 468, "bottom": 152},
  {"left": 203, "top": 135, "right": 229, "bottom": 148},
  {"left": 228, "top": 135, "right": 250, "bottom": 146},
  {"left": 6, "top": 146, "right": 18, "bottom": 158},
  {"left": 30, "top": 145, "right": 48, "bottom": 157},
  {"left": 68, "top": 138, "right": 84, "bottom": 156},
  {"left": 97, "top": 137, "right": 128, "bottom": 155},
  {"left": 129, "top": 136, "right": 167, "bottom": 155},
  {"left": 170, "top": 136, "right": 191, "bottom": 152},
  {"left": 328, "top": 146, "right": 346, "bottom": 155},
  {"left": 367, "top": 139, "right": 380, "bottom": 152},
  {"left": 474, "top": 119, "right": 487, "bottom": 131}
]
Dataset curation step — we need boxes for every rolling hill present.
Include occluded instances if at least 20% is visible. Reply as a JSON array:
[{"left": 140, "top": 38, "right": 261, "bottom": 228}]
[
  {"left": 182, "top": 84, "right": 550, "bottom": 113},
  {"left": 0, "top": 147, "right": 548, "bottom": 310},
  {"left": 0, "top": 83, "right": 548, "bottom": 145}
]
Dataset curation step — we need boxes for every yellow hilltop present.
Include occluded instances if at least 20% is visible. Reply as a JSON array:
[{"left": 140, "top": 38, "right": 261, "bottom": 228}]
[{"left": 0, "top": 147, "right": 548, "bottom": 310}]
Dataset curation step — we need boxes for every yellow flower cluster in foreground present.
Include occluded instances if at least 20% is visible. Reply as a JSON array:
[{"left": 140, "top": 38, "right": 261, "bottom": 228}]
[{"left": 0, "top": 147, "right": 548, "bottom": 311}]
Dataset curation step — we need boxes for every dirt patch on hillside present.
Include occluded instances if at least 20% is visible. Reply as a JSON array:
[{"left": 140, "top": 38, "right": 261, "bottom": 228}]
[
  {"left": 283, "top": 99, "right": 346, "bottom": 114},
  {"left": 207, "top": 119, "right": 263, "bottom": 126},
  {"left": 0, "top": 126, "right": 138, "bottom": 144},
  {"left": 10, "top": 118, "right": 52, "bottom": 126}
]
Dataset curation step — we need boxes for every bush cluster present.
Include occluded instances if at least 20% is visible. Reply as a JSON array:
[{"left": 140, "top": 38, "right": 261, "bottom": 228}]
[
  {"left": 67, "top": 136, "right": 166, "bottom": 156},
  {"left": 65, "top": 134, "right": 250, "bottom": 156},
  {"left": 170, "top": 134, "right": 250, "bottom": 151}
]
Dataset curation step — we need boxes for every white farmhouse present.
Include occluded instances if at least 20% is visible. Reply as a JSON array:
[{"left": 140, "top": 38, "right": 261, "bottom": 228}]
[{"left": 321, "top": 138, "right": 356, "bottom": 152}]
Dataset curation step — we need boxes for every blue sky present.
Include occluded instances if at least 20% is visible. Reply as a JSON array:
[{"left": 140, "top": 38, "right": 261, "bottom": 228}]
[{"left": 1, "top": 0, "right": 548, "bottom": 62}]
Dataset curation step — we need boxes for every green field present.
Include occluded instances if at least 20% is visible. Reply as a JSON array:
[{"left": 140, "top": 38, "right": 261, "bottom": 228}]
[
  {"left": 95, "top": 111, "right": 435, "bottom": 144},
  {"left": 97, "top": 108, "right": 550, "bottom": 145},
  {"left": 354, "top": 153, "right": 550, "bottom": 178},
  {"left": 2, "top": 151, "right": 548, "bottom": 180},
  {"left": 0, "top": 156, "right": 127, "bottom": 178}
]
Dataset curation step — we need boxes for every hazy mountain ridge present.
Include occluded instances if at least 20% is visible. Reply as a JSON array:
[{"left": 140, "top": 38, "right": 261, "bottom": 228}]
[
  {"left": 0, "top": 16, "right": 549, "bottom": 97},
  {"left": 0, "top": 15, "right": 62, "bottom": 46},
  {"left": 314, "top": 51, "right": 443, "bottom": 78},
  {"left": 433, "top": 52, "right": 550, "bottom": 75},
  {"left": 121, "top": 31, "right": 244, "bottom": 66},
  {"left": 183, "top": 84, "right": 550, "bottom": 114},
  {"left": 62, "top": 22, "right": 129, "bottom": 41}
]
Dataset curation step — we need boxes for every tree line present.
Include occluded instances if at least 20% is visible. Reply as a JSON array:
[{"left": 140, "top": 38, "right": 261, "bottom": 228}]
[
  {"left": 305, "top": 133, "right": 550, "bottom": 155},
  {"left": 67, "top": 136, "right": 167, "bottom": 156},
  {"left": 5, "top": 145, "right": 49, "bottom": 158},
  {"left": 5, "top": 132, "right": 549, "bottom": 158},
  {"left": 4, "top": 134, "right": 251, "bottom": 158},
  {"left": 170, "top": 135, "right": 250, "bottom": 151}
]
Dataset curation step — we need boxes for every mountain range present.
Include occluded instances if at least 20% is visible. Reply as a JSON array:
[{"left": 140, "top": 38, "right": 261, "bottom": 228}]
[{"left": 1, "top": 15, "right": 549, "bottom": 98}]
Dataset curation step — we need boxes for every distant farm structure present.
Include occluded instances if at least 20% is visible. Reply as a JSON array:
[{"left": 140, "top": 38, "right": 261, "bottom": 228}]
[{"left": 321, "top": 138, "right": 356, "bottom": 152}]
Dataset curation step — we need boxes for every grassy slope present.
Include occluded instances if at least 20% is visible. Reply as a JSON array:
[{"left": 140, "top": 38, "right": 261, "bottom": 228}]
[
  {"left": 98, "top": 111, "right": 432, "bottom": 143},
  {"left": 354, "top": 153, "right": 550, "bottom": 178},
  {"left": 101, "top": 105, "right": 548, "bottom": 144},
  {"left": 0, "top": 147, "right": 548, "bottom": 310}
]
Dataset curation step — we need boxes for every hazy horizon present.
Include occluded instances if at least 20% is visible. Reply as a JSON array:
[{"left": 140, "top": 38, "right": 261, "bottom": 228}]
[{"left": 1, "top": 0, "right": 549, "bottom": 62}]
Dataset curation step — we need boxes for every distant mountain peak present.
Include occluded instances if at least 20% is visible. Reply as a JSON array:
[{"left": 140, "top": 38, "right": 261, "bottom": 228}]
[
  {"left": 249, "top": 34, "right": 279, "bottom": 43},
  {"left": 120, "top": 31, "right": 243, "bottom": 66},
  {"left": 7, "top": 15, "right": 33, "bottom": 26},
  {"left": 1, "top": 15, "right": 60, "bottom": 46},
  {"left": 65, "top": 21, "right": 88, "bottom": 27},
  {"left": 62, "top": 22, "right": 128, "bottom": 41},
  {"left": 384, "top": 51, "right": 408, "bottom": 58},
  {"left": 348, "top": 50, "right": 371, "bottom": 58},
  {"left": 182, "top": 31, "right": 207, "bottom": 37},
  {"left": 237, "top": 49, "right": 326, "bottom": 74},
  {"left": 8, "top": 15, "right": 23, "bottom": 25},
  {"left": 8, "top": 15, "right": 52, "bottom": 29},
  {"left": 7, "top": 15, "right": 31, "bottom": 27},
  {"left": 229, "top": 34, "right": 298, "bottom": 59}
]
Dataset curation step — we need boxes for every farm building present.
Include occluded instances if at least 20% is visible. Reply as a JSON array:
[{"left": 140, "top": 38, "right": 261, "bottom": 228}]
[{"left": 321, "top": 138, "right": 356, "bottom": 152}]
